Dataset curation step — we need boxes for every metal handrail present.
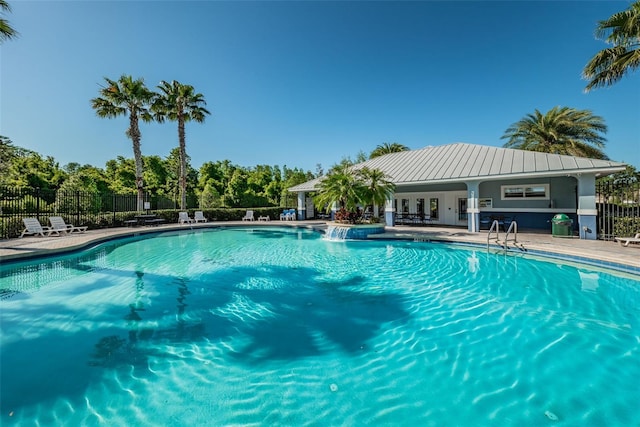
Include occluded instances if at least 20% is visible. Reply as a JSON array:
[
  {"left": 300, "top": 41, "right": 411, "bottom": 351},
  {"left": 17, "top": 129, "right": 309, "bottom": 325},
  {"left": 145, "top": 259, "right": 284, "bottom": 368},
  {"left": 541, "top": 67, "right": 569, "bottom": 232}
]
[
  {"left": 487, "top": 219, "right": 500, "bottom": 249},
  {"left": 504, "top": 220, "right": 518, "bottom": 246},
  {"left": 488, "top": 219, "right": 523, "bottom": 252}
]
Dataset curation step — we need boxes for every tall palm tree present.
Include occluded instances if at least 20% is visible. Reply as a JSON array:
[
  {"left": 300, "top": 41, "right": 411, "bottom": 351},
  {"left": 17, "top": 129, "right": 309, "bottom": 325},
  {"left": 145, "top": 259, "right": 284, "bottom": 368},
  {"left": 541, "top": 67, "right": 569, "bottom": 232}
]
[
  {"left": 152, "top": 80, "right": 210, "bottom": 209},
  {"left": 357, "top": 167, "right": 395, "bottom": 218},
  {"left": 0, "top": 0, "right": 18, "bottom": 43},
  {"left": 501, "top": 106, "right": 608, "bottom": 159},
  {"left": 91, "top": 75, "right": 155, "bottom": 210},
  {"left": 583, "top": 1, "right": 640, "bottom": 92},
  {"left": 370, "top": 142, "right": 409, "bottom": 159}
]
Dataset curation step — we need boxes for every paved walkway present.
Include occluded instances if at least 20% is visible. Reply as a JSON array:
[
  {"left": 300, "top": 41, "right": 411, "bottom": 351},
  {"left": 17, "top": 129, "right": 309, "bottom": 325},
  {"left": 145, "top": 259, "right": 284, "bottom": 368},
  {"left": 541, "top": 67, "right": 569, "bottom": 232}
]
[{"left": 1, "top": 221, "right": 638, "bottom": 273}]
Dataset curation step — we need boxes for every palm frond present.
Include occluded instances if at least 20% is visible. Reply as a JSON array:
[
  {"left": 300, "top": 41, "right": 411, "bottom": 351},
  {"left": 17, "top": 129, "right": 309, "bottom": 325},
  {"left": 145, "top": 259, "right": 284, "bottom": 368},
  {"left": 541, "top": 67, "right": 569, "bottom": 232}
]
[
  {"left": 501, "top": 106, "right": 608, "bottom": 159},
  {"left": 584, "top": 1, "right": 640, "bottom": 91}
]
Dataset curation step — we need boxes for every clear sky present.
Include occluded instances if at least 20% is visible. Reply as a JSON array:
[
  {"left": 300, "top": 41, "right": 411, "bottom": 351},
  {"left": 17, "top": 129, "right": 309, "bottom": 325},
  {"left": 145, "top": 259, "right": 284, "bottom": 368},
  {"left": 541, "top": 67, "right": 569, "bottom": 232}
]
[{"left": 1, "top": 0, "right": 639, "bottom": 174}]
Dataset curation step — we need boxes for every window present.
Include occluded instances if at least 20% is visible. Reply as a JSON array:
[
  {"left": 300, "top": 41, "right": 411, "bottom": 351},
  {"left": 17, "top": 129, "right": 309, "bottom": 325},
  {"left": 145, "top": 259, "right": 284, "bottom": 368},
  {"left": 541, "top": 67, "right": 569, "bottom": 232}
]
[
  {"left": 417, "top": 198, "right": 425, "bottom": 216},
  {"left": 430, "top": 198, "right": 439, "bottom": 219},
  {"left": 525, "top": 186, "right": 547, "bottom": 197},
  {"left": 402, "top": 199, "right": 410, "bottom": 213},
  {"left": 501, "top": 184, "right": 549, "bottom": 200}
]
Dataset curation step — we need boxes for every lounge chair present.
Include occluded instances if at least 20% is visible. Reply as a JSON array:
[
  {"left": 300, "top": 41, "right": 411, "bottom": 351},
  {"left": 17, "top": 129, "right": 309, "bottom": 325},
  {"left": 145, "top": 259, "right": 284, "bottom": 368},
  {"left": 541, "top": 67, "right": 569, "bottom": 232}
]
[
  {"left": 615, "top": 233, "right": 640, "bottom": 247},
  {"left": 178, "top": 212, "right": 194, "bottom": 224},
  {"left": 242, "top": 210, "right": 255, "bottom": 221},
  {"left": 194, "top": 211, "right": 207, "bottom": 223},
  {"left": 20, "top": 218, "right": 59, "bottom": 238},
  {"left": 279, "top": 209, "right": 296, "bottom": 221},
  {"left": 49, "top": 216, "right": 88, "bottom": 234}
]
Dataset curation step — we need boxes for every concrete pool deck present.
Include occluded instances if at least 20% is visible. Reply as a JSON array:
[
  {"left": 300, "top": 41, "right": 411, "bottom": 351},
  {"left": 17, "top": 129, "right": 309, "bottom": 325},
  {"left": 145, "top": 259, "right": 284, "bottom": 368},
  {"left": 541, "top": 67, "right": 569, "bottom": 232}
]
[{"left": 1, "top": 221, "right": 638, "bottom": 273}]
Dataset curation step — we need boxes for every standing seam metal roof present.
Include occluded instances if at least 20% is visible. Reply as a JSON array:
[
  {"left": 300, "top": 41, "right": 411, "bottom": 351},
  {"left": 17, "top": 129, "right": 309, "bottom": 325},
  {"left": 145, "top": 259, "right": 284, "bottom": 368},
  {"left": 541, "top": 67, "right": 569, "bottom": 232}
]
[{"left": 288, "top": 143, "right": 626, "bottom": 192}]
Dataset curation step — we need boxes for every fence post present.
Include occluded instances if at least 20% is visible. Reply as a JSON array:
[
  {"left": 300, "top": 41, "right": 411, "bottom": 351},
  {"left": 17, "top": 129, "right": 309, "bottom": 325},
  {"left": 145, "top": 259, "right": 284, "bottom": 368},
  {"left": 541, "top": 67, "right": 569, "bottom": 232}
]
[
  {"left": 36, "top": 187, "right": 41, "bottom": 221},
  {"left": 76, "top": 190, "right": 80, "bottom": 224}
]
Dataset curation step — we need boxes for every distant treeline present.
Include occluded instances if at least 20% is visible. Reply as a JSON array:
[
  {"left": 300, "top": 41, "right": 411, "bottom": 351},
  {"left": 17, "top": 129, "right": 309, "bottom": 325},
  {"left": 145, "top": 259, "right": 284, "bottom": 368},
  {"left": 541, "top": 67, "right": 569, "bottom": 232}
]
[{"left": 0, "top": 137, "right": 315, "bottom": 208}]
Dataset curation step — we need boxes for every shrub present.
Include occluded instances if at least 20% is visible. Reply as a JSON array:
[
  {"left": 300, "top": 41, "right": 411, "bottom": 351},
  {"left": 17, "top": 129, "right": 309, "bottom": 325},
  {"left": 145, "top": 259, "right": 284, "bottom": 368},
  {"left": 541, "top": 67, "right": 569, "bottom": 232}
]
[{"left": 614, "top": 216, "right": 640, "bottom": 237}]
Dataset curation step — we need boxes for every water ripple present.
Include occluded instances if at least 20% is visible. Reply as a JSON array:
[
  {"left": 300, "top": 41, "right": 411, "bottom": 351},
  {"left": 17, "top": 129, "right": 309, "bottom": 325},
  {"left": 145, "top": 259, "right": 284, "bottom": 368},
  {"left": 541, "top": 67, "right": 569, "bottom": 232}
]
[{"left": 2, "top": 230, "right": 639, "bottom": 426}]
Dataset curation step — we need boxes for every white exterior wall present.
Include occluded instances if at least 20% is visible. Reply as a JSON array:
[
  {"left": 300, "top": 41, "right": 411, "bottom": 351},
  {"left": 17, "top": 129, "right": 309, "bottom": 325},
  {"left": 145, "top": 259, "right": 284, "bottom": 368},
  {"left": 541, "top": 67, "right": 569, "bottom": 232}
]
[{"left": 394, "top": 190, "right": 468, "bottom": 226}]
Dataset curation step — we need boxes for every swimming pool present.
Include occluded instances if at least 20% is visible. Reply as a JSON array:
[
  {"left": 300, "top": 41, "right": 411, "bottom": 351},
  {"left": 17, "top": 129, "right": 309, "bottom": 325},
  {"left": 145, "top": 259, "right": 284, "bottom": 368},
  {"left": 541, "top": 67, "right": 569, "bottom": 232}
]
[{"left": 1, "top": 227, "right": 639, "bottom": 425}]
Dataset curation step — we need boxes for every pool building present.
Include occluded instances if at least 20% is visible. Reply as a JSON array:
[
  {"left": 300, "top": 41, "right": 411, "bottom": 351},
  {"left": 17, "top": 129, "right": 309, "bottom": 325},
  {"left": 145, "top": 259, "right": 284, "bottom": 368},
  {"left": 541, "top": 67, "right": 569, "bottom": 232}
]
[{"left": 289, "top": 143, "right": 627, "bottom": 239}]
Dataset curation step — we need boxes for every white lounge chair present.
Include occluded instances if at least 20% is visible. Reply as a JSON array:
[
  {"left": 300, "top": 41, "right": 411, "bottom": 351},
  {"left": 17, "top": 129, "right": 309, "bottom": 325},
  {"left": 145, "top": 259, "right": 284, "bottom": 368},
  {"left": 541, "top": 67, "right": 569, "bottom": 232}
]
[
  {"left": 242, "top": 210, "right": 254, "bottom": 221},
  {"left": 279, "top": 209, "right": 296, "bottom": 221},
  {"left": 49, "top": 216, "right": 88, "bottom": 234},
  {"left": 178, "top": 212, "right": 194, "bottom": 224},
  {"left": 20, "top": 218, "right": 59, "bottom": 238},
  {"left": 194, "top": 211, "right": 207, "bottom": 223},
  {"left": 615, "top": 233, "right": 640, "bottom": 247}
]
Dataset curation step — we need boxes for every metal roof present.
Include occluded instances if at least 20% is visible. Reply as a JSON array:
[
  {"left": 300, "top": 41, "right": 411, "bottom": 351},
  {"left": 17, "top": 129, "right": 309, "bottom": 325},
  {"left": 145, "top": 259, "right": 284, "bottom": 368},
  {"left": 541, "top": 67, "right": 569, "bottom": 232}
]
[
  {"left": 289, "top": 143, "right": 627, "bottom": 192},
  {"left": 289, "top": 143, "right": 626, "bottom": 192}
]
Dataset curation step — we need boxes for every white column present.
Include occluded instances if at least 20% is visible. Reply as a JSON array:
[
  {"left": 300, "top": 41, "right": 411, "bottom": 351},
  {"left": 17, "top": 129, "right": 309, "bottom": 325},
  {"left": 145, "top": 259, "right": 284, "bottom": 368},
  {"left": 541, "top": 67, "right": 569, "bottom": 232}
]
[
  {"left": 466, "top": 181, "right": 480, "bottom": 233},
  {"left": 297, "top": 191, "right": 306, "bottom": 220},
  {"left": 576, "top": 174, "right": 597, "bottom": 240},
  {"left": 384, "top": 194, "right": 395, "bottom": 225}
]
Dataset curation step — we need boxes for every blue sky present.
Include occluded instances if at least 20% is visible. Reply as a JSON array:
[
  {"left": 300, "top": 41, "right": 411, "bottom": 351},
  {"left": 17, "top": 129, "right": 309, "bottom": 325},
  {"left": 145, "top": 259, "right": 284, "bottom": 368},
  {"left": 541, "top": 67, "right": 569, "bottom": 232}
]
[{"left": 1, "top": 1, "right": 639, "bottom": 173}]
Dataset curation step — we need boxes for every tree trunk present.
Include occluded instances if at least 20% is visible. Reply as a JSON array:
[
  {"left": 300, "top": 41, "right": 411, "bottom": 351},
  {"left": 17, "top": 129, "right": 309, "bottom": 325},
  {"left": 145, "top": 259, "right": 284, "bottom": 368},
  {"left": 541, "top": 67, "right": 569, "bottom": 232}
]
[
  {"left": 178, "top": 115, "right": 187, "bottom": 210},
  {"left": 129, "top": 112, "right": 145, "bottom": 211}
]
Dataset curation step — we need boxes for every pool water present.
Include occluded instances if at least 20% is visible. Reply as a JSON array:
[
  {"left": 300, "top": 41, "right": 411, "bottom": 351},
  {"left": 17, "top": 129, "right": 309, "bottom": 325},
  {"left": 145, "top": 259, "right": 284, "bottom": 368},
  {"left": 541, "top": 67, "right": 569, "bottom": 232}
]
[{"left": 1, "top": 227, "right": 639, "bottom": 426}]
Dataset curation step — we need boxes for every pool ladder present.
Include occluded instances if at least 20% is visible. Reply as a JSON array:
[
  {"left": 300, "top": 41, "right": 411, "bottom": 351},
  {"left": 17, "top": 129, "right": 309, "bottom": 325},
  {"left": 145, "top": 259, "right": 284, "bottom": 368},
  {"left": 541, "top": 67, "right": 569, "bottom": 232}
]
[{"left": 487, "top": 220, "right": 526, "bottom": 252}]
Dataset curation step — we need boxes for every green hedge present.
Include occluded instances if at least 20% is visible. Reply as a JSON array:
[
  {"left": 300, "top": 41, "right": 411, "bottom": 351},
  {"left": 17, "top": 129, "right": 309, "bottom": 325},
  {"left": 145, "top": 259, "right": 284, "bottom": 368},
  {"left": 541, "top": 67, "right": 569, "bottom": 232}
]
[{"left": 613, "top": 216, "right": 640, "bottom": 237}]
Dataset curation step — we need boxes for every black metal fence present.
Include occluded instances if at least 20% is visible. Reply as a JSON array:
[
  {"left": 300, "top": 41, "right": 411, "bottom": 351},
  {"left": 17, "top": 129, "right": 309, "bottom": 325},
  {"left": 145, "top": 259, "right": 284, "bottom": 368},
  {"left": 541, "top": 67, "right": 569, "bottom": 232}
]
[
  {"left": 0, "top": 186, "right": 288, "bottom": 239},
  {"left": 0, "top": 186, "right": 197, "bottom": 239},
  {"left": 596, "top": 181, "right": 640, "bottom": 240},
  {"left": 4, "top": 183, "right": 637, "bottom": 240}
]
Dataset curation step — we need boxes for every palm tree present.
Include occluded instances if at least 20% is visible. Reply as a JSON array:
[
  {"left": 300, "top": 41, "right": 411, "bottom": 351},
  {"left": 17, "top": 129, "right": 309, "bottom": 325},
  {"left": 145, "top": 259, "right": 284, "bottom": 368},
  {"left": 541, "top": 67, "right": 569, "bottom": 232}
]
[
  {"left": 91, "top": 75, "right": 155, "bottom": 210},
  {"left": 0, "top": 0, "right": 18, "bottom": 43},
  {"left": 357, "top": 167, "right": 395, "bottom": 218},
  {"left": 314, "top": 166, "right": 366, "bottom": 215},
  {"left": 152, "top": 80, "right": 210, "bottom": 210},
  {"left": 583, "top": 1, "right": 640, "bottom": 92},
  {"left": 501, "top": 106, "right": 608, "bottom": 159},
  {"left": 369, "top": 142, "right": 409, "bottom": 159},
  {"left": 314, "top": 165, "right": 393, "bottom": 223}
]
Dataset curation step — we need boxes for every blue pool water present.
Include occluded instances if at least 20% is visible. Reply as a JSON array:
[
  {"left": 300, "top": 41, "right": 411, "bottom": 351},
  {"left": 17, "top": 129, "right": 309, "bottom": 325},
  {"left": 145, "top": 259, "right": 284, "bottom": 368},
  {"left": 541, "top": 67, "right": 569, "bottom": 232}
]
[{"left": 1, "top": 227, "right": 639, "bottom": 426}]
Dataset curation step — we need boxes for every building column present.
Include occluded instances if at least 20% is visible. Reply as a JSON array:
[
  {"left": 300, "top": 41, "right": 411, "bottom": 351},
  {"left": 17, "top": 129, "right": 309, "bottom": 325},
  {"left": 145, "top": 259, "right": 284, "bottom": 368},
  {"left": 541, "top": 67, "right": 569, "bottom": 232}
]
[
  {"left": 576, "top": 174, "right": 597, "bottom": 240},
  {"left": 384, "top": 194, "right": 395, "bottom": 226},
  {"left": 297, "top": 191, "right": 306, "bottom": 220},
  {"left": 466, "top": 181, "right": 480, "bottom": 233}
]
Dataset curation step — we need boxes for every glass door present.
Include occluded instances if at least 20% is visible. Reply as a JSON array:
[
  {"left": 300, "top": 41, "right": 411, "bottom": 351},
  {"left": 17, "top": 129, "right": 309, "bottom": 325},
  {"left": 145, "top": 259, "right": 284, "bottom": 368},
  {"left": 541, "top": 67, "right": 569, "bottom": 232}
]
[{"left": 457, "top": 197, "right": 468, "bottom": 222}]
